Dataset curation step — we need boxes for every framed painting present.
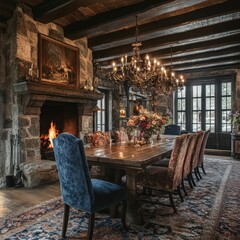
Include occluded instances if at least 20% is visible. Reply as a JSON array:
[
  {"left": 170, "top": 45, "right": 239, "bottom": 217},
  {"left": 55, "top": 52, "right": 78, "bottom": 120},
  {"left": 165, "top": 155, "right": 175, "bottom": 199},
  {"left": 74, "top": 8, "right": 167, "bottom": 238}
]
[{"left": 39, "top": 34, "right": 79, "bottom": 87}]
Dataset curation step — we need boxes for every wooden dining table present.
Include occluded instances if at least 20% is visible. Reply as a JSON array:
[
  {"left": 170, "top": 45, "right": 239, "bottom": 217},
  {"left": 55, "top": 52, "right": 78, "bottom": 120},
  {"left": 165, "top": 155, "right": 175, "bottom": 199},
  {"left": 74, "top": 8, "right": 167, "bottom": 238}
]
[{"left": 85, "top": 135, "right": 176, "bottom": 225}]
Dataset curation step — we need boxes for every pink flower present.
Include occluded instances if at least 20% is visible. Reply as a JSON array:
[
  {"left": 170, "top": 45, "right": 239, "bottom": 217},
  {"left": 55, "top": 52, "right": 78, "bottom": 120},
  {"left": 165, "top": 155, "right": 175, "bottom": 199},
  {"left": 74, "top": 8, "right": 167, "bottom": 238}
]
[
  {"left": 146, "top": 124, "right": 151, "bottom": 129},
  {"left": 127, "top": 119, "right": 135, "bottom": 127},
  {"left": 152, "top": 120, "right": 156, "bottom": 125},
  {"left": 140, "top": 116, "right": 146, "bottom": 121}
]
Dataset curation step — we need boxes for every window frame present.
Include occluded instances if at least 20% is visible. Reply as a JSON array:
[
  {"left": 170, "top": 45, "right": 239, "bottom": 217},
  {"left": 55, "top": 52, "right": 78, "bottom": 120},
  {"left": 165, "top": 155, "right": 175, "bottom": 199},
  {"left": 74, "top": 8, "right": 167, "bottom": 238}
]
[{"left": 175, "top": 75, "right": 235, "bottom": 134}]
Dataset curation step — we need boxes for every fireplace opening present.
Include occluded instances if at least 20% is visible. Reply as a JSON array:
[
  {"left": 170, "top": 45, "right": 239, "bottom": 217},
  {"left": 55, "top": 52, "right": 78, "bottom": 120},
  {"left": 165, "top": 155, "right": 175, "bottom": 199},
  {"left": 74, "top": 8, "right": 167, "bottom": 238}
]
[{"left": 40, "top": 101, "right": 78, "bottom": 160}]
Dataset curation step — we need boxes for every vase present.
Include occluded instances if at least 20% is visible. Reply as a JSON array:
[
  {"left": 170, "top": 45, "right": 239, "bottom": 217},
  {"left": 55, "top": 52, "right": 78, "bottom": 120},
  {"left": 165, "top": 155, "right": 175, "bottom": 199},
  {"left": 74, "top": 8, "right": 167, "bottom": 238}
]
[{"left": 143, "top": 133, "right": 153, "bottom": 144}]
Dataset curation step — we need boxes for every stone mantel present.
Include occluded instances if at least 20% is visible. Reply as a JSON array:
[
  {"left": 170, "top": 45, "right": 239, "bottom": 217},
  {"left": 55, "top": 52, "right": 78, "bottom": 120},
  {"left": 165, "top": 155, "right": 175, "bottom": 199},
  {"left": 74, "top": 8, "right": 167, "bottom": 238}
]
[{"left": 14, "top": 81, "right": 103, "bottom": 103}]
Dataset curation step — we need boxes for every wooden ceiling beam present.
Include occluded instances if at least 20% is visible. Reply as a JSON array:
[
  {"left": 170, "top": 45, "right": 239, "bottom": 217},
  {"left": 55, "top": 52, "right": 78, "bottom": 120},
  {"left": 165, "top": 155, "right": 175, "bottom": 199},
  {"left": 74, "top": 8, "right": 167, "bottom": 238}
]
[
  {"left": 32, "top": 0, "right": 98, "bottom": 23},
  {"left": 0, "top": 21, "right": 7, "bottom": 29},
  {"left": 162, "top": 50, "right": 240, "bottom": 67},
  {"left": 93, "top": 20, "right": 240, "bottom": 62},
  {"left": 175, "top": 62, "right": 240, "bottom": 73},
  {"left": 155, "top": 43, "right": 240, "bottom": 60},
  {"left": 89, "top": 0, "right": 240, "bottom": 50},
  {"left": 171, "top": 55, "right": 240, "bottom": 71},
  {"left": 151, "top": 34, "right": 240, "bottom": 60},
  {"left": 64, "top": 0, "right": 227, "bottom": 39},
  {"left": 100, "top": 33, "right": 240, "bottom": 68},
  {"left": 0, "top": 7, "right": 13, "bottom": 19}
]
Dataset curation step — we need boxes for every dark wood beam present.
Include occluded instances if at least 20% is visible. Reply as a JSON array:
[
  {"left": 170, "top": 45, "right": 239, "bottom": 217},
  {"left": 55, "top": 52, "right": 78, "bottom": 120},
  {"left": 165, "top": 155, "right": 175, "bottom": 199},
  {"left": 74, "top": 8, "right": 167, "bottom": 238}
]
[
  {"left": 32, "top": 0, "right": 98, "bottom": 23},
  {"left": 101, "top": 39, "right": 240, "bottom": 69},
  {"left": 175, "top": 63, "right": 240, "bottom": 73},
  {"left": 0, "top": 21, "right": 7, "bottom": 29},
  {"left": 151, "top": 34, "right": 240, "bottom": 60},
  {"left": 93, "top": 19, "right": 240, "bottom": 62},
  {"left": 0, "top": 7, "right": 13, "bottom": 19},
  {"left": 1, "top": 0, "right": 16, "bottom": 9},
  {"left": 64, "top": 0, "right": 226, "bottom": 39},
  {"left": 163, "top": 49, "right": 240, "bottom": 66},
  {"left": 172, "top": 55, "right": 240, "bottom": 71},
  {"left": 155, "top": 43, "right": 240, "bottom": 60},
  {"left": 89, "top": 0, "right": 240, "bottom": 51}
]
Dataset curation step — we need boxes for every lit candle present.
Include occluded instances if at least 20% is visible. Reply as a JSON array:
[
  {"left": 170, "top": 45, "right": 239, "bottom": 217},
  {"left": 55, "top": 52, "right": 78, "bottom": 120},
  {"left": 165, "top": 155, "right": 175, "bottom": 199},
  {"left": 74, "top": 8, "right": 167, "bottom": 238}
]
[
  {"left": 181, "top": 75, "right": 184, "bottom": 83},
  {"left": 153, "top": 58, "right": 156, "bottom": 70},
  {"left": 121, "top": 57, "right": 124, "bottom": 65},
  {"left": 112, "top": 62, "right": 116, "bottom": 72}
]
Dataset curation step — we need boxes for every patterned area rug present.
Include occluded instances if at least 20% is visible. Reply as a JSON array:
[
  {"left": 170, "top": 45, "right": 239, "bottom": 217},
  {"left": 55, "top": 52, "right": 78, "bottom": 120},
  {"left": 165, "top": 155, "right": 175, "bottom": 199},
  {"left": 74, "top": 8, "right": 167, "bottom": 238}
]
[{"left": 0, "top": 158, "right": 240, "bottom": 240}]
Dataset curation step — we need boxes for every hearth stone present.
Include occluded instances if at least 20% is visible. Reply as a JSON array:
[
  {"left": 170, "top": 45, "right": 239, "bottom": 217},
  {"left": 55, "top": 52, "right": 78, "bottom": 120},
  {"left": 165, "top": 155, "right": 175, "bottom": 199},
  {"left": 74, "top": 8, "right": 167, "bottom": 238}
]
[{"left": 19, "top": 160, "right": 58, "bottom": 188}]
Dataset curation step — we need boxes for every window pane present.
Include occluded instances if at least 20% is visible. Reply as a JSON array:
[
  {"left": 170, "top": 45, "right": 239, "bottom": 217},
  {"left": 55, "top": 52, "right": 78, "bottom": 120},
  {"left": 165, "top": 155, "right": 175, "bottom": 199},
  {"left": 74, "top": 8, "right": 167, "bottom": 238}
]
[
  {"left": 182, "top": 99, "right": 186, "bottom": 110},
  {"left": 226, "top": 82, "right": 231, "bottom": 95},
  {"left": 222, "top": 82, "right": 227, "bottom": 95},
  {"left": 193, "top": 98, "right": 197, "bottom": 110},
  {"left": 178, "top": 99, "right": 182, "bottom": 111},
  {"left": 227, "top": 97, "right": 231, "bottom": 109},
  {"left": 211, "top": 98, "right": 215, "bottom": 109},
  {"left": 206, "top": 98, "right": 210, "bottom": 109},
  {"left": 206, "top": 84, "right": 215, "bottom": 97},
  {"left": 193, "top": 86, "right": 198, "bottom": 97},
  {"left": 222, "top": 97, "right": 226, "bottom": 109},
  {"left": 177, "top": 86, "right": 186, "bottom": 98},
  {"left": 193, "top": 111, "right": 201, "bottom": 123}
]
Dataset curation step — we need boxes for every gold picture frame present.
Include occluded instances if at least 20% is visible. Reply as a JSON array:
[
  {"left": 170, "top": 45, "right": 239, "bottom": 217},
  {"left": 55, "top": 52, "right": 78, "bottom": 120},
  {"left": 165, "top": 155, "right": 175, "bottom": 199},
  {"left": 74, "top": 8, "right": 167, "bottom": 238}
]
[{"left": 39, "top": 34, "right": 79, "bottom": 87}]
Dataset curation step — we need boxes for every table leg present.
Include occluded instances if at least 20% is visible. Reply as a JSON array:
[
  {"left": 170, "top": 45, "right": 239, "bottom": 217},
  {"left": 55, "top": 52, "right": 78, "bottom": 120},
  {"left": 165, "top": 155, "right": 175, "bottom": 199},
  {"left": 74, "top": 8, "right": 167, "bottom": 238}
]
[{"left": 125, "top": 169, "right": 144, "bottom": 225}]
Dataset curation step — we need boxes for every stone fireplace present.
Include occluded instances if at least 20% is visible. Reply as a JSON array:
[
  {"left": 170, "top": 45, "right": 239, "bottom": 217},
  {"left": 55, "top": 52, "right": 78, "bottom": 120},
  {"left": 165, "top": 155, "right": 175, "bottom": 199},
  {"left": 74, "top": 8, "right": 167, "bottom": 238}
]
[
  {"left": 0, "top": 7, "right": 103, "bottom": 187},
  {"left": 14, "top": 81, "right": 102, "bottom": 163},
  {"left": 11, "top": 81, "right": 102, "bottom": 187}
]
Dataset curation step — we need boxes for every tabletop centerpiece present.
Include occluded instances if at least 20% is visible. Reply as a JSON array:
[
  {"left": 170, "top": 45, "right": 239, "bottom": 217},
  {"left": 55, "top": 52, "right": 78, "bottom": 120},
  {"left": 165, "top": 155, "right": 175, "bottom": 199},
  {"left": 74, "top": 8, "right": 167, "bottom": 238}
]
[{"left": 127, "top": 108, "right": 169, "bottom": 144}]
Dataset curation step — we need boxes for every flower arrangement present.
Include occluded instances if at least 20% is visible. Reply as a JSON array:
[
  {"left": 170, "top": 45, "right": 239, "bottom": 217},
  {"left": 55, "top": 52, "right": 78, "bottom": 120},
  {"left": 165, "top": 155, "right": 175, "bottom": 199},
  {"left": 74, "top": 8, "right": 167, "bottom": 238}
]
[
  {"left": 127, "top": 109, "right": 170, "bottom": 141},
  {"left": 228, "top": 111, "right": 240, "bottom": 131}
]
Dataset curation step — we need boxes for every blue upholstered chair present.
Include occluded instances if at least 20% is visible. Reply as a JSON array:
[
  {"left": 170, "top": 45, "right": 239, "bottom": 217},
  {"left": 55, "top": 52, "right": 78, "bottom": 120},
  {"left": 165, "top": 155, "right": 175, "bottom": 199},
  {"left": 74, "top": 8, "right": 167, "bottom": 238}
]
[
  {"left": 53, "top": 133, "right": 127, "bottom": 239},
  {"left": 164, "top": 124, "right": 181, "bottom": 135}
]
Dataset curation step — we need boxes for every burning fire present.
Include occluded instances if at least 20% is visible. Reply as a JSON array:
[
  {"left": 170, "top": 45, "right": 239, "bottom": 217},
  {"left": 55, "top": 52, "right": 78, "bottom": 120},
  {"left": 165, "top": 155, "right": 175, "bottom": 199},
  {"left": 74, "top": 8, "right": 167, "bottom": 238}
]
[
  {"left": 40, "top": 121, "right": 59, "bottom": 149},
  {"left": 48, "top": 122, "right": 58, "bottom": 148}
]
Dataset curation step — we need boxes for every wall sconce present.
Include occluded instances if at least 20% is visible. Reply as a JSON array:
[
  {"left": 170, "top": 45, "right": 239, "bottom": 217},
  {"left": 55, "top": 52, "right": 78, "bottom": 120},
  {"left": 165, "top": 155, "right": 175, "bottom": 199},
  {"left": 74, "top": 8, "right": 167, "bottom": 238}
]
[{"left": 119, "top": 107, "right": 126, "bottom": 118}]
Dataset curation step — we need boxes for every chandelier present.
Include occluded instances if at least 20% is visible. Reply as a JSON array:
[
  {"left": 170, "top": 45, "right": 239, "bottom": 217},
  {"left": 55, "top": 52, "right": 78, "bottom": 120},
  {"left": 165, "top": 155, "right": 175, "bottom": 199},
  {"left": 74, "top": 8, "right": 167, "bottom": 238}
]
[{"left": 94, "top": 16, "right": 185, "bottom": 96}]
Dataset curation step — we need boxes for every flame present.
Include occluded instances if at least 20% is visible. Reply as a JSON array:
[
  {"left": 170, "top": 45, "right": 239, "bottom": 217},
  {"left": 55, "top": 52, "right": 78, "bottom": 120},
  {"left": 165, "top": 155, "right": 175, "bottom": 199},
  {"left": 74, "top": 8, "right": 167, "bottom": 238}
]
[{"left": 48, "top": 121, "right": 58, "bottom": 148}]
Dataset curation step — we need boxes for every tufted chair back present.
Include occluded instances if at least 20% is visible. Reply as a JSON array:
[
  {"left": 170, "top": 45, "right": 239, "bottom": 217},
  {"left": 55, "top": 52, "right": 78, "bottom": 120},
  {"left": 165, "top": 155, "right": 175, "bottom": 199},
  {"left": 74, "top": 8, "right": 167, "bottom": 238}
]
[
  {"left": 113, "top": 129, "right": 129, "bottom": 143},
  {"left": 164, "top": 124, "right": 181, "bottom": 135},
  {"left": 167, "top": 134, "right": 190, "bottom": 191},
  {"left": 53, "top": 133, "right": 127, "bottom": 239},
  {"left": 53, "top": 133, "right": 95, "bottom": 212},
  {"left": 198, "top": 130, "right": 210, "bottom": 165},
  {"left": 182, "top": 133, "right": 197, "bottom": 178},
  {"left": 86, "top": 131, "right": 111, "bottom": 147},
  {"left": 191, "top": 131, "right": 205, "bottom": 170}
]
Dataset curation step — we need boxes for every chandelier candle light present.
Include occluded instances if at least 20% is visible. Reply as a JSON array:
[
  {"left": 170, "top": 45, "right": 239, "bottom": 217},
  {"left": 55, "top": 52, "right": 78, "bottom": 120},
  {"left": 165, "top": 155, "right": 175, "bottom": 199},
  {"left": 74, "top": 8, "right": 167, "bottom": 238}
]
[{"left": 105, "top": 16, "right": 185, "bottom": 96}]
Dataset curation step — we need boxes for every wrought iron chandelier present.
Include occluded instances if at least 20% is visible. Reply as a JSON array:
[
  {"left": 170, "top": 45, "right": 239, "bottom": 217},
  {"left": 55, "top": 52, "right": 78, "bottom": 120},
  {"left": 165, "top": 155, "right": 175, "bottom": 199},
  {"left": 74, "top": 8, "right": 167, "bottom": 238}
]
[{"left": 94, "top": 16, "right": 185, "bottom": 96}]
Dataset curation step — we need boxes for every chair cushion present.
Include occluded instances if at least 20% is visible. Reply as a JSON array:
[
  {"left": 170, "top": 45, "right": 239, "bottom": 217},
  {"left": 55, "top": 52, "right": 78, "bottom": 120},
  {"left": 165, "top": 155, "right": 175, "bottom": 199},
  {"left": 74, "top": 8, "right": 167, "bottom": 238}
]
[
  {"left": 152, "top": 158, "right": 169, "bottom": 167},
  {"left": 92, "top": 179, "right": 126, "bottom": 212},
  {"left": 137, "top": 166, "right": 170, "bottom": 192}
]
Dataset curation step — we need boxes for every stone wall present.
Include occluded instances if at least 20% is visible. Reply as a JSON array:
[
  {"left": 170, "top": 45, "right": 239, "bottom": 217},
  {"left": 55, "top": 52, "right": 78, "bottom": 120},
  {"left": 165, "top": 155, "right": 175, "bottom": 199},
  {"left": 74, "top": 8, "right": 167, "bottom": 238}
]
[{"left": 0, "top": 6, "right": 95, "bottom": 187}]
